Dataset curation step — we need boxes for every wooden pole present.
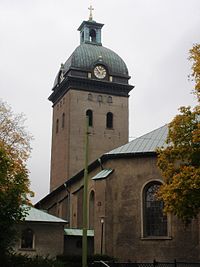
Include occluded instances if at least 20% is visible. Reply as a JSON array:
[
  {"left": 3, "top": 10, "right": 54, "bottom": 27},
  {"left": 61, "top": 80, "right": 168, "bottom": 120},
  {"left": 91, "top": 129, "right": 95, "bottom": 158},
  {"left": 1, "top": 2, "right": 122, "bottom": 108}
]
[{"left": 82, "top": 116, "right": 89, "bottom": 267}]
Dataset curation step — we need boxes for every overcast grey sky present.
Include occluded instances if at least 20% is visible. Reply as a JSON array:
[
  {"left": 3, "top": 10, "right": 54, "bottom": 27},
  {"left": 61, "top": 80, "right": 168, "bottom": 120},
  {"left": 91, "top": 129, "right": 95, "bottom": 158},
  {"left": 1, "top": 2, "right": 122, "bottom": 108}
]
[{"left": 0, "top": 0, "right": 199, "bottom": 203}]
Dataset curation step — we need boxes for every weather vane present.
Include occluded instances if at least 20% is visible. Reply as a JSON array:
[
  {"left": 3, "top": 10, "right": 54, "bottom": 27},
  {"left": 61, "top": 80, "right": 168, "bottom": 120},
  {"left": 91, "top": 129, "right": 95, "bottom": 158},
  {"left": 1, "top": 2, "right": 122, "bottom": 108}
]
[{"left": 88, "top": 5, "right": 94, "bottom": 21}]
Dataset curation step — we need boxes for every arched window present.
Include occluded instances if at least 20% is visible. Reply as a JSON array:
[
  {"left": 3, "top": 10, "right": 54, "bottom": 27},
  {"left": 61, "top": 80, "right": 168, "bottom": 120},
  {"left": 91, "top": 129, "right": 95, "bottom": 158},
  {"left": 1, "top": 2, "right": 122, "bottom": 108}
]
[
  {"left": 62, "top": 113, "right": 65, "bottom": 128},
  {"left": 97, "top": 95, "right": 103, "bottom": 102},
  {"left": 86, "top": 109, "right": 93, "bottom": 127},
  {"left": 107, "top": 96, "right": 112, "bottom": 103},
  {"left": 88, "top": 93, "right": 93, "bottom": 101},
  {"left": 89, "top": 29, "right": 96, "bottom": 42},
  {"left": 106, "top": 112, "right": 113, "bottom": 129},
  {"left": 21, "top": 228, "right": 34, "bottom": 249},
  {"left": 89, "top": 191, "right": 95, "bottom": 229},
  {"left": 143, "top": 182, "right": 167, "bottom": 237},
  {"left": 56, "top": 119, "right": 59, "bottom": 133}
]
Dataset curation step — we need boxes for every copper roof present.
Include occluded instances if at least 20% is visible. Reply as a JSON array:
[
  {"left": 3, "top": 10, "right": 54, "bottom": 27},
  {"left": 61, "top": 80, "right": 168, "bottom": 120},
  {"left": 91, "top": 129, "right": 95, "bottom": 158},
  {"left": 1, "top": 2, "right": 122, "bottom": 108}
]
[
  {"left": 107, "top": 124, "right": 168, "bottom": 155},
  {"left": 24, "top": 206, "right": 67, "bottom": 223}
]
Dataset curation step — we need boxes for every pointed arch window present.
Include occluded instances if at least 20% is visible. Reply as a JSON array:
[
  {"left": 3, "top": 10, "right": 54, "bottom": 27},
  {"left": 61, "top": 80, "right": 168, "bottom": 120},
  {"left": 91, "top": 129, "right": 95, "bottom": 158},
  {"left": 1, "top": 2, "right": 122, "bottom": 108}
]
[
  {"left": 62, "top": 113, "right": 65, "bottom": 128},
  {"left": 143, "top": 181, "right": 167, "bottom": 237},
  {"left": 21, "top": 228, "right": 34, "bottom": 249},
  {"left": 86, "top": 109, "right": 93, "bottom": 127},
  {"left": 106, "top": 112, "right": 113, "bottom": 129}
]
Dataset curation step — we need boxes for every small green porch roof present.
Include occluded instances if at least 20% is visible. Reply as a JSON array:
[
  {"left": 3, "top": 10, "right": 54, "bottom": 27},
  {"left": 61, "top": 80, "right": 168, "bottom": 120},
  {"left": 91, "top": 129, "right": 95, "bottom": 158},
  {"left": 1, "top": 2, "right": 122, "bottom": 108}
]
[
  {"left": 24, "top": 206, "right": 67, "bottom": 223},
  {"left": 92, "top": 169, "right": 113, "bottom": 180},
  {"left": 64, "top": 229, "right": 94, "bottom": 236}
]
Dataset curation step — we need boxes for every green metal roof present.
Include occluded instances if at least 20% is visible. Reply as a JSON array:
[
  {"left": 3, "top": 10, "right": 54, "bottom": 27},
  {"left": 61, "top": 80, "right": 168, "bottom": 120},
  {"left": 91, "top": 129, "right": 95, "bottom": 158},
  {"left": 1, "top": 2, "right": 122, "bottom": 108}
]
[
  {"left": 54, "top": 43, "right": 129, "bottom": 86},
  {"left": 35, "top": 125, "right": 169, "bottom": 207},
  {"left": 64, "top": 228, "right": 94, "bottom": 236},
  {"left": 24, "top": 206, "right": 67, "bottom": 223},
  {"left": 107, "top": 124, "right": 168, "bottom": 155},
  {"left": 70, "top": 44, "right": 128, "bottom": 75},
  {"left": 92, "top": 169, "right": 113, "bottom": 180}
]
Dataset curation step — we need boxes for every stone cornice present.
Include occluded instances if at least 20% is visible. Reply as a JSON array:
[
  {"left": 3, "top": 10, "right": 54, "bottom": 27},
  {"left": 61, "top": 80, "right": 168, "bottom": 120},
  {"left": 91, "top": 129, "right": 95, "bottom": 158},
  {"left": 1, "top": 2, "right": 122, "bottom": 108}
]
[{"left": 49, "top": 76, "right": 134, "bottom": 105}]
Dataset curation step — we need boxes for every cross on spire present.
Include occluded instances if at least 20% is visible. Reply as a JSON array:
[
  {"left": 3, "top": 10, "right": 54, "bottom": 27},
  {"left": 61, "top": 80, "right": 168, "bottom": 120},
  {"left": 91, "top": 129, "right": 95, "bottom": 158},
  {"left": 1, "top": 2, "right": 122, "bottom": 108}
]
[{"left": 88, "top": 5, "right": 94, "bottom": 21}]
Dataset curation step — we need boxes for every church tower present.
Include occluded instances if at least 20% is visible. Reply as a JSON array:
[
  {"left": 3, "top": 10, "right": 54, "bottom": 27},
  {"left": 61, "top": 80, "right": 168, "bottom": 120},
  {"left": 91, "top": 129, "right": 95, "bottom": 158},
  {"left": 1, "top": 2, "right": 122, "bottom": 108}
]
[{"left": 49, "top": 9, "right": 133, "bottom": 191}]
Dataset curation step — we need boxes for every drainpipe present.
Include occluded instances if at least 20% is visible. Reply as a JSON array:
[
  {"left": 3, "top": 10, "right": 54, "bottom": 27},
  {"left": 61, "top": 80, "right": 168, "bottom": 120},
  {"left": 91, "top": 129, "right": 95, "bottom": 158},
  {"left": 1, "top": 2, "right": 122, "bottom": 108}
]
[{"left": 64, "top": 183, "right": 70, "bottom": 225}]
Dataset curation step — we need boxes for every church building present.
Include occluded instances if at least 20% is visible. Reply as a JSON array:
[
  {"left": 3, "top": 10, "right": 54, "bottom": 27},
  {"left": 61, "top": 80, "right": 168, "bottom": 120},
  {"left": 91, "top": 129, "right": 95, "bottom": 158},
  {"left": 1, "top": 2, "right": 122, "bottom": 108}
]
[
  {"left": 36, "top": 10, "right": 200, "bottom": 262},
  {"left": 48, "top": 8, "right": 133, "bottom": 192}
]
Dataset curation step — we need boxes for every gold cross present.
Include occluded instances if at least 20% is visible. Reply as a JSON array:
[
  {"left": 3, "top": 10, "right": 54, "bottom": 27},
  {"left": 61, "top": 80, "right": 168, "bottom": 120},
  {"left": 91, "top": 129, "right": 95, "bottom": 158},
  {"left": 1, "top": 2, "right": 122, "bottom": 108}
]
[{"left": 88, "top": 5, "right": 94, "bottom": 21}]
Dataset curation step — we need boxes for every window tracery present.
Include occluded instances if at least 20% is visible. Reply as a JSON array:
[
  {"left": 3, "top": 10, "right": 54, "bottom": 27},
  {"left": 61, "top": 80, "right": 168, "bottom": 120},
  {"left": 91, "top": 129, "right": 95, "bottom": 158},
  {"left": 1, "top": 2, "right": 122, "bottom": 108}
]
[{"left": 143, "top": 182, "right": 167, "bottom": 237}]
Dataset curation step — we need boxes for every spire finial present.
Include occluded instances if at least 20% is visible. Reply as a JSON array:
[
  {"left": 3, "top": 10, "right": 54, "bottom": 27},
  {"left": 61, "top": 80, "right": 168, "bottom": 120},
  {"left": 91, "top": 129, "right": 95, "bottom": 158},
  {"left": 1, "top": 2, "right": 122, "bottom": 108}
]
[{"left": 88, "top": 5, "right": 94, "bottom": 21}]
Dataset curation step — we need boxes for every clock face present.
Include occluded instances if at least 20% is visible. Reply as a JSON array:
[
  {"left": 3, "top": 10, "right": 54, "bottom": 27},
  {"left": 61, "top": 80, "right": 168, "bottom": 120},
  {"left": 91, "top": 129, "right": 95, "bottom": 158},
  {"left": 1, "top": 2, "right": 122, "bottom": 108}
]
[{"left": 94, "top": 65, "right": 107, "bottom": 79}]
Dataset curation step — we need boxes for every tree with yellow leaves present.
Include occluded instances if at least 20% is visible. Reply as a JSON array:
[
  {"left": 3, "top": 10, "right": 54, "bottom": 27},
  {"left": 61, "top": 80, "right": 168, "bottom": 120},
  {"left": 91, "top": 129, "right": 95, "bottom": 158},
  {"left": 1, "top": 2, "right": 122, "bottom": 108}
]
[
  {"left": 157, "top": 44, "right": 200, "bottom": 224},
  {"left": 0, "top": 100, "right": 33, "bottom": 256}
]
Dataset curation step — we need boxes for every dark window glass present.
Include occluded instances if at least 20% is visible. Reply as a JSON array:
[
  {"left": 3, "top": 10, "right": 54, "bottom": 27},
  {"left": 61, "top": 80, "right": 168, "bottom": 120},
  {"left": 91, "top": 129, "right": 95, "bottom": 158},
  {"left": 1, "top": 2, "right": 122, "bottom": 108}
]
[
  {"left": 89, "top": 29, "right": 96, "bottom": 42},
  {"left": 86, "top": 109, "right": 93, "bottom": 127},
  {"left": 21, "top": 228, "right": 34, "bottom": 249},
  {"left": 81, "top": 31, "right": 84, "bottom": 42},
  {"left": 144, "top": 182, "right": 167, "bottom": 236},
  {"left": 76, "top": 239, "right": 82, "bottom": 248},
  {"left": 56, "top": 119, "right": 59, "bottom": 133},
  {"left": 62, "top": 113, "right": 65, "bottom": 128},
  {"left": 106, "top": 112, "right": 113, "bottom": 128}
]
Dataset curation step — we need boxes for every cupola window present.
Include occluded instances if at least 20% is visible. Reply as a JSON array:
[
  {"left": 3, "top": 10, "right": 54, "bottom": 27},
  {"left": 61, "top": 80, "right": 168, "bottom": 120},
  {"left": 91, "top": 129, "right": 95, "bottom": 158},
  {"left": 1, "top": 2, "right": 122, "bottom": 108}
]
[
  {"left": 106, "top": 112, "right": 113, "bottom": 128},
  {"left": 89, "top": 29, "right": 96, "bottom": 42},
  {"left": 81, "top": 31, "right": 84, "bottom": 43},
  {"left": 78, "top": 19, "right": 103, "bottom": 45},
  {"left": 86, "top": 109, "right": 93, "bottom": 127}
]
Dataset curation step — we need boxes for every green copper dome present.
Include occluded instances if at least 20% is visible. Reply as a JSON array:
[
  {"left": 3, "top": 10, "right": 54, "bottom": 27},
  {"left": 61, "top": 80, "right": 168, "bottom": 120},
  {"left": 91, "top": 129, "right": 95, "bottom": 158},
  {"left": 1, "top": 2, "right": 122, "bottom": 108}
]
[
  {"left": 53, "top": 19, "right": 131, "bottom": 88},
  {"left": 54, "top": 43, "right": 129, "bottom": 86},
  {"left": 67, "top": 43, "right": 129, "bottom": 75}
]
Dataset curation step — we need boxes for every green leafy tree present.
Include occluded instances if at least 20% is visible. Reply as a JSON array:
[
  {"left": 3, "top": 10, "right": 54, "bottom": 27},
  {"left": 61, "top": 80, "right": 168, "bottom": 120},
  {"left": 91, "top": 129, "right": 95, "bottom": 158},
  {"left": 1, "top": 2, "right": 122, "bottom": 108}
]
[
  {"left": 0, "top": 100, "right": 33, "bottom": 256},
  {"left": 157, "top": 44, "right": 200, "bottom": 224}
]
